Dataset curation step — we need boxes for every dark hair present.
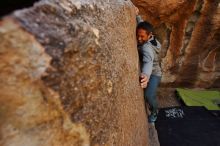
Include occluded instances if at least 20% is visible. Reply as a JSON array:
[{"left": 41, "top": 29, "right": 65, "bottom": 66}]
[
  {"left": 137, "top": 21, "right": 158, "bottom": 46},
  {"left": 137, "top": 21, "right": 153, "bottom": 34}
]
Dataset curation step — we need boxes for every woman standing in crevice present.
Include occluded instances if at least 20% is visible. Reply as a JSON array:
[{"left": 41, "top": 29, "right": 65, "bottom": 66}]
[{"left": 136, "top": 7, "right": 162, "bottom": 123}]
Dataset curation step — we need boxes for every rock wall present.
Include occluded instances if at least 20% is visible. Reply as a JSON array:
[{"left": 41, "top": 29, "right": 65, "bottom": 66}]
[
  {"left": 0, "top": 0, "right": 148, "bottom": 146},
  {"left": 132, "top": 0, "right": 220, "bottom": 88}
]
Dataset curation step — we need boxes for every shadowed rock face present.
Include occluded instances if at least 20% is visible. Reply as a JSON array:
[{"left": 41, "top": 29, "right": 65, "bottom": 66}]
[
  {"left": 0, "top": 0, "right": 148, "bottom": 146},
  {"left": 132, "top": 0, "right": 220, "bottom": 88}
]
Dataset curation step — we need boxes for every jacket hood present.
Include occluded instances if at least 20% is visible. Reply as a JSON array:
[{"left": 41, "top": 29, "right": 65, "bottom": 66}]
[{"left": 148, "top": 36, "right": 161, "bottom": 53}]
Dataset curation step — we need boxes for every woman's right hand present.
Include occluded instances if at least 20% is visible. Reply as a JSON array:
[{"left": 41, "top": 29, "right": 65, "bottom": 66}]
[
  {"left": 140, "top": 73, "right": 148, "bottom": 88},
  {"left": 135, "top": 6, "right": 139, "bottom": 15}
]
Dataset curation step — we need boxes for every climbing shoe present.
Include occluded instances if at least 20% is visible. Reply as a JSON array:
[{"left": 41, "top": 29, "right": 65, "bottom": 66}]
[{"left": 148, "top": 113, "right": 157, "bottom": 123}]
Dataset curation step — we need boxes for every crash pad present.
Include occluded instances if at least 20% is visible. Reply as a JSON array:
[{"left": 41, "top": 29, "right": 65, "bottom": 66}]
[
  {"left": 176, "top": 88, "right": 220, "bottom": 110},
  {"left": 155, "top": 106, "right": 220, "bottom": 146}
]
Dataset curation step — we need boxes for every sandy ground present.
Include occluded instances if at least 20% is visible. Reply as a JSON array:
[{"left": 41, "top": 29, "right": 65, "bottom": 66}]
[{"left": 157, "top": 88, "right": 181, "bottom": 108}]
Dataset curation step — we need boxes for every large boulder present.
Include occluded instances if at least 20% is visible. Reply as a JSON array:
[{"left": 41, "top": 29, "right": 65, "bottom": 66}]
[
  {"left": 132, "top": 0, "right": 220, "bottom": 88},
  {"left": 0, "top": 0, "right": 148, "bottom": 146}
]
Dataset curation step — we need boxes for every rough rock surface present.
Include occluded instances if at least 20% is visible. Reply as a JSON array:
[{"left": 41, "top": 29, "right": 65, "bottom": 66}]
[
  {"left": 0, "top": 0, "right": 148, "bottom": 146},
  {"left": 132, "top": 0, "right": 220, "bottom": 88}
]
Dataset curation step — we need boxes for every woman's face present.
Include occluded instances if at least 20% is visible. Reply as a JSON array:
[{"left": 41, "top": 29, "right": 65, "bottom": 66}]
[{"left": 137, "top": 28, "right": 151, "bottom": 45}]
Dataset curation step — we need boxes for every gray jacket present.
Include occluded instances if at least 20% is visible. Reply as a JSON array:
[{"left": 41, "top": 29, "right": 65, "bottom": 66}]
[{"left": 136, "top": 15, "right": 162, "bottom": 77}]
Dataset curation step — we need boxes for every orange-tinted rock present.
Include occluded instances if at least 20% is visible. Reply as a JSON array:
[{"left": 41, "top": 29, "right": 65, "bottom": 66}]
[
  {"left": 0, "top": 18, "right": 89, "bottom": 146},
  {"left": 0, "top": 0, "right": 148, "bottom": 146},
  {"left": 132, "top": 0, "right": 220, "bottom": 88}
]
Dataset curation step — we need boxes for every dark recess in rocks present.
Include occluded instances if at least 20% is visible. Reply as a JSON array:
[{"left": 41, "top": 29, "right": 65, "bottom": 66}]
[{"left": 0, "top": 0, "right": 39, "bottom": 17}]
